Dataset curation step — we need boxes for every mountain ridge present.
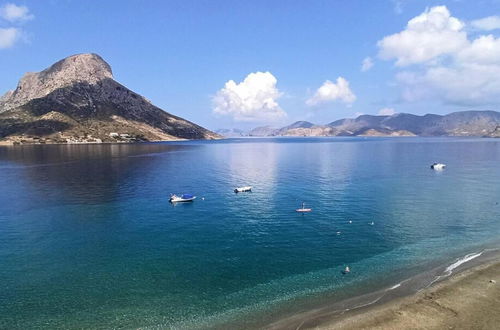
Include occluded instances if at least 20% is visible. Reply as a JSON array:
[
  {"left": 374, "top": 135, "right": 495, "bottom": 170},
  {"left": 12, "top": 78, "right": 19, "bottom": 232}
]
[
  {"left": 225, "top": 111, "right": 500, "bottom": 138},
  {"left": 0, "top": 53, "right": 219, "bottom": 144}
]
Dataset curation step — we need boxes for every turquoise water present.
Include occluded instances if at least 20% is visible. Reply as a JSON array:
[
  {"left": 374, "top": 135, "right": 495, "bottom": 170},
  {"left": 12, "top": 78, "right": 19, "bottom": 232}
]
[{"left": 0, "top": 137, "right": 499, "bottom": 329}]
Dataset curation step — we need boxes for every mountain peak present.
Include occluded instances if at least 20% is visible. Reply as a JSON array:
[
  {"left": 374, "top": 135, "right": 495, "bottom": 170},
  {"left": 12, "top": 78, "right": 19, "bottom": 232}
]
[
  {"left": 40, "top": 53, "right": 113, "bottom": 81},
  {"left": 0, "top": 53, "right": 219, "bottom": 143},
  {"left": 1, "top": 53, "right": 114, "bottom": 112}
]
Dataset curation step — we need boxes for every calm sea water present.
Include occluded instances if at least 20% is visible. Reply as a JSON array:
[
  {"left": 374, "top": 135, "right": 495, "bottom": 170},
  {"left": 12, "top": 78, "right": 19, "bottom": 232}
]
[{"left": 1, "top": 137, "right": 499, "bottom": 329}]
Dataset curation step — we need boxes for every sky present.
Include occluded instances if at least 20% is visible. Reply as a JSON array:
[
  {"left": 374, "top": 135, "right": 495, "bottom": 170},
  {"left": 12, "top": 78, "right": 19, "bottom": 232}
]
[{"left": 1, "top": 0, "right": 500, "bottom": 130}]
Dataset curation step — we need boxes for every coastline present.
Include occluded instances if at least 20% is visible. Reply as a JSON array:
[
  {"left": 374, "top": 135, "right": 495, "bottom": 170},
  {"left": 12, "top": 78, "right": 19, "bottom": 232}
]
[{"left": 265, "top": 249, "right": 500, "bottom": 330}]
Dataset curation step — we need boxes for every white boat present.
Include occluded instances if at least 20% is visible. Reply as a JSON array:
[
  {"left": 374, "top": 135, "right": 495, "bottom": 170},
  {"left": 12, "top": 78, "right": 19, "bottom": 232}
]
[
  {"left": 431, "top": 163, "right": 446, "bottom": 170},
  {"left": 169, "top": 194, "right": 196, "bottom": 203},
  {"left": 234, "top": 186, "right": 252, "bottom": 193},
  {"left": 296, "top": 202, "right": 312, "bottom": 213}
]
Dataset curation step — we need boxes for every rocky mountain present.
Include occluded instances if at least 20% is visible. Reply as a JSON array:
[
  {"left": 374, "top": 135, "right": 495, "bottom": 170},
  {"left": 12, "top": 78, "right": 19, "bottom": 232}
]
[
  {"left": 248, "top": 121, "right": 330, "bottom": 137},
  {"left": 249, "top": 111, "right": 500, "bottom": 137},
  {"left": 248, "top": 126, "right": 279, "bottom": 137},
  {"left": 274, "top": 121, "right": 330, "bottom": 136},
  {"left": 214, "top": 128, "right": 248, "bottom": 137},
  {"left": 0, "top": 53, "right": 219, "bottom": 144},
  {"left": 279, "top": 121, "right": 315, "bottom": 130}
]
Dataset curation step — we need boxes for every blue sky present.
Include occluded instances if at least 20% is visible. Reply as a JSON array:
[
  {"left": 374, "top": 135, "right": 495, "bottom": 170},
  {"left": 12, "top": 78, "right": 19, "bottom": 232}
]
[{"left": 1, "top": 0, "right": 500, "bottom": 130}]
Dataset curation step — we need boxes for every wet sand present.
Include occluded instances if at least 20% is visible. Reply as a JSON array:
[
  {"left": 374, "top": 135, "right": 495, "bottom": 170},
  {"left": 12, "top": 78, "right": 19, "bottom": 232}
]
[{"left": 267, "top": 261, "right": 500, "bottom": 330}]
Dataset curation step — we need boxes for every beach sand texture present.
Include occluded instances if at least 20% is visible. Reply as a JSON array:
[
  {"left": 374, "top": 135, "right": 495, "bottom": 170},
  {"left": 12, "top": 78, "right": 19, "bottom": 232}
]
[
  {"left": 318, "top": 262, "right": 500, "bottom": 330},
  {"left": 270, "top": 261, "right": 500, "bottom": 330}
]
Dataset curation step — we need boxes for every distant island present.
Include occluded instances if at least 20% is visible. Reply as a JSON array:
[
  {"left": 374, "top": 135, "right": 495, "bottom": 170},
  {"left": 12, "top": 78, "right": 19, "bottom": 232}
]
[
  {"left": 0, "top": 53, "right": 220, "bottom": 145},
  {"left": 217, "top": 111, "right": 500, "bottom": 138}
]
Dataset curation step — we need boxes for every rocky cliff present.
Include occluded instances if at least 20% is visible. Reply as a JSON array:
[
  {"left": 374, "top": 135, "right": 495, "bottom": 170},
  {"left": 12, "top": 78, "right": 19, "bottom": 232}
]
[{"left": 0, "top": 53, "right": 219, "bottom": 144}]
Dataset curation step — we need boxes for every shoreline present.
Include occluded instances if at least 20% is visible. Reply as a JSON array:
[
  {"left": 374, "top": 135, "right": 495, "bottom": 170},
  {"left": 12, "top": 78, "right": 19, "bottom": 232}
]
[
  {"left": 264, "top": 249, "right": 500, "bottom": 329},
  {"left": 1, "top": 135, "right": 497, "bottom": 146}
]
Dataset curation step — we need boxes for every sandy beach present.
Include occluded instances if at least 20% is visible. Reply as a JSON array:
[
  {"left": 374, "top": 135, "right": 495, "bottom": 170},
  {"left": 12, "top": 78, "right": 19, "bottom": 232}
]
[{"left": 267, "top": 260, "right": 500, "bottom": 330}]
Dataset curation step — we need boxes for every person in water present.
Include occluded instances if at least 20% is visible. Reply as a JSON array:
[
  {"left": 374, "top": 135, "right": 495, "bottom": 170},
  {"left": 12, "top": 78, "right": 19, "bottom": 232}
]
[{"left": 342, "top": 266, "right": 350, "bottom": 274}]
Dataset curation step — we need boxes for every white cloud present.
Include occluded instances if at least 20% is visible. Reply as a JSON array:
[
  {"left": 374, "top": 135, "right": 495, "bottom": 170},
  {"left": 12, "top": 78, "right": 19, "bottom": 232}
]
[
  {"left": 397, "top": 64, "right": 500, "bottom": 106},
  {"left": 378, "top": 107, "right": 396, "bottom": 116},
  {"left": 306, "top": 77, "right": 356, "bottom": 106},
  {"left": 378, "top": 6, "right": 467, "bottom": 66},
  {"left": 361, "top": 57, "right": 374, "bottom": 72},
  {"left": 378, "top": 6, "right": 500, "bottom": 106},
  {"left": 0, "top": 3, "right": 33, "bottom": 23},
  {"left": 212, "top": 71, "right": 286, "bottom": 122},
  {"left": 470, "top": 16, "right": 500, "bottom": 31},
  {"left": 0, "top": 27, "right": 20, "bottom": 48},
  {"left": 0, "top": 4, "right": 33, "bottom": 50},
  {"left": 456, "top": 34, "right": 500, "bottom": 65}
]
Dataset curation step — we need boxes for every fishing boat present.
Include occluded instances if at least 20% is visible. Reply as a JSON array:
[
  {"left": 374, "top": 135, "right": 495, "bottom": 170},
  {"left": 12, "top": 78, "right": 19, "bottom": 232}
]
[
  {"left": 169, "top": 194, "right": 196, "bottom": 203},
  {"left": 430, "top": 162, "right": 446, "bottom": 170},
  {"left": 296, "top": 202, "right": 312, "bottom": 213},
  {"left": 234, "top": 186, "right": 252, "bottom": 193}
]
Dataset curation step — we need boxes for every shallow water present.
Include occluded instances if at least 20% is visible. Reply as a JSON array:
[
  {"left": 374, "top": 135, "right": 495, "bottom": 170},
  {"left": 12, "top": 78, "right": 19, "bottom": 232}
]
[{"left": 0, "top": 137, "right": 499, "bottom": 329}]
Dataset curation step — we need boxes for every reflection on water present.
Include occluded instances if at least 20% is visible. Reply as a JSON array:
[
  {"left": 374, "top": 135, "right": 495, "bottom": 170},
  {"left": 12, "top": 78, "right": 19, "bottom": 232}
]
[
  {"left": 0, "top": 143, "right": 191, "bottom": 211},
  {"left": 0, "top": 137, "right": 499, "bottom": 329}
]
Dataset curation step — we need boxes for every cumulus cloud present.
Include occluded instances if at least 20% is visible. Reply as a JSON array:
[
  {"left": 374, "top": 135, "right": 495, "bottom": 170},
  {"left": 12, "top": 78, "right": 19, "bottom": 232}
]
[
  {"left": 456, "top": 35, "right": 500, "bottom": 65},
  {"left": 0, "top": 3, "right": 34, "bottom": 22},
  {"left": 378, "top": 6, "right": 500, "bottom": 106},
  {"left": 397, "top": 63, "right": 500, "bottom": 106},
  {"left": 378, "top": 6, "right": 467, "bottom": 66},
  {"left": 212, "top": 71, "right": 286, "bottom": 122},
  {"left": 378, "top": 107, "right": 396, "bottom": 116},
  {"left": 306, "top": 77, "right": 356, "bottom": 106},
  {"left": 0, "top": 27, "right": 20, "bottom": 49},
  {"left": 361, "top": 57, "right": 374, "bottom": 72},
  {"left": 470, "top": 16, "right": 500, "bottom": 31}
]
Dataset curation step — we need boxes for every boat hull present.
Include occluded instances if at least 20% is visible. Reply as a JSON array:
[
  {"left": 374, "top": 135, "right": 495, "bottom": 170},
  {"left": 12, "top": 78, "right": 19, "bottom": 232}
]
[
  {"left": 431, "top": 163, "right": 446, "bottom": 170},
  {"left": 234, "top": 186, "right": 252, "bottom": 193},
  {"left": 170, "top": 197, "right": 196, "bottom": 203},
  {"left": 169, "top": 194, "right": 196, "bottom": 203}
]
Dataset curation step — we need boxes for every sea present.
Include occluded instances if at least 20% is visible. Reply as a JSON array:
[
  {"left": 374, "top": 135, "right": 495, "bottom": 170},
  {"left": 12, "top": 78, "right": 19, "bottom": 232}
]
[{"left": 0, "top": 137, "right": 499, "bottom": 329}]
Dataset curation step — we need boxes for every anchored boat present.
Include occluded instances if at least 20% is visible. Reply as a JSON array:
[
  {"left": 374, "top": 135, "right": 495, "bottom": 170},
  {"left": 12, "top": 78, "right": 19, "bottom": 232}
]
[
  {"left": 169, "top": 194, "right": 196, "bottom": 203},
  {"left": 431, "top": 163, "right": 446, "bottom": 170},
  {"left": 234, "top": 186, "right": 252, "bottom": 193},
  {"left": 296, "top": 202, "right": 312, "bottom": 213}
]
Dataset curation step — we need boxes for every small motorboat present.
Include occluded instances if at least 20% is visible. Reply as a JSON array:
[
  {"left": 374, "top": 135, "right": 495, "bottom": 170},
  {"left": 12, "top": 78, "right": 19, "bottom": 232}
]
[
  {"left": 296, "top": 202, "right": 312, "bottom": 213},
  {"left": 169, "top": 194, "right": 196, "bottom": 203},
  {"left": 430, "top": 163, "right": 446, "bottom": 170},
  {"left": 342, "top": 266, "right": 350, "bottom": 275},
  {"left": 234, "top": 186, "right": 252, "bottom": 193}
]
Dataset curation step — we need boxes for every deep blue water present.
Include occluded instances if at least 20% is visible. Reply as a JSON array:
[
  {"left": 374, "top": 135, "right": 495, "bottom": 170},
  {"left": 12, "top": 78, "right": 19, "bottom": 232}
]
[{"left": 0, "top": 137, "right": 499, "bottom": 329}]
